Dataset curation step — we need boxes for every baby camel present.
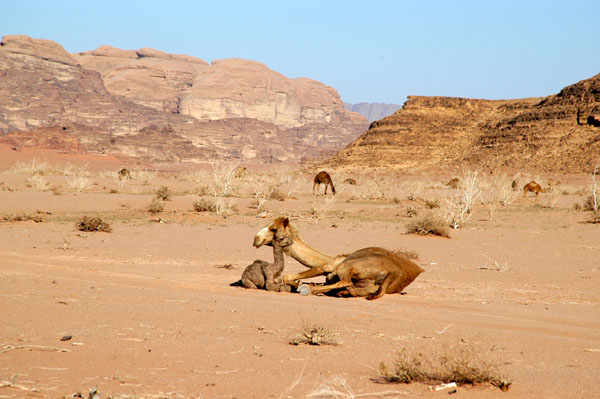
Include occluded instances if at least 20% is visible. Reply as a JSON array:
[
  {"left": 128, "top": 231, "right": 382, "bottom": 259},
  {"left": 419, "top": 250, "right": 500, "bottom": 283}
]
[
  {"left": 240, "top": 230, "right": 293, "bottom": 292},
  {"left": 313, "top": 171, "right": 336, "bottom": 195}
]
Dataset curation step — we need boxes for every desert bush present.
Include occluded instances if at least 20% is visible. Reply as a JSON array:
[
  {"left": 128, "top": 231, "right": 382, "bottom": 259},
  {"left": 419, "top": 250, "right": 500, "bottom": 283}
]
[
  {"left": 393, "top": 248, "right": 419, "bottom": 260},
  {"left": 425, "top": 198, "right": 440, "bottom": 209},
  {"left": 66, "top": 176, "right": 91, "bottom": 192},
  {"left": 155, "top": 185, "right": 172, "bottom": 201},
  {"left": 405, "top": 213, "right": 450, "bottom": 238},
  {"left": 309, "top": 197, "right": 337, "bottom": 223},
  {"left": 193, "top": 197, "right": 237, "bottom": 215},
  {"left": 25, "top": 175, "right": 50, "bottom": 191},
  {"left": 10, "top": 159, "right": 51, "bottom": 175},
  {"left": 405, "top": 205, "right": 418, "bottom": 217},
  {"left": 148, "top": 198, "right": 164, "bottom": 214},
  {"left": 442, "top": 170, "right": 481, "bottom": 229},
  {"left": 588, "top": 211, "right": 600, "bottom": 224},
  {"left": 193, "top": 198, "right": 217, "bottom": 213},
  {"left": 133, "top": 169, "right": 157, "bottom": 185},
  {"left": 379, "top": 346, "right": 511, "bottom": 391},
  {"left": 289, "top": 323, "right": 339, "bottom": 346},
  {"left": 75, "top": 216, "right": 111, "bottom": 232},
  {"left": 211, "top": 164, "right": 240, "bottom": 197},
  {"left": 1, "top": 212, "right": 44, "bottom": 223}
]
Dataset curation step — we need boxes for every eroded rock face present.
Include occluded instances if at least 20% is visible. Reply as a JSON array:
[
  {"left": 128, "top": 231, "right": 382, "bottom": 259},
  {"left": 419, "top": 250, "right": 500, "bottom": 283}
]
[
  {"left": 327, "top": 74, "right": 600, "bottom": 173},
  {"left": 75, "top": 50, "right": 364, "bottom": 130},
  {"left": 1, "top": 35, "right": 368, "bottom": 164}
]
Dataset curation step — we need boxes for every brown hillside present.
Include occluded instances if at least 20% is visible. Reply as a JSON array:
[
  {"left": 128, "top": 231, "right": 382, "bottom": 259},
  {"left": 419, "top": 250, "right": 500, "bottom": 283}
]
[
  {"left": 0, "top": 35, "right": 367, "bottom": 164},
  {"left": 327, "top": 74, "right": 600, "bottom": 173}
]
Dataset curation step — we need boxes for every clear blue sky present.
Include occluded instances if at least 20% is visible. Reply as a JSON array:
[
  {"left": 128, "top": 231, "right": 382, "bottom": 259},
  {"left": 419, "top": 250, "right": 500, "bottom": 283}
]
[{"left": 2, "top": 0, "right": 599, "bottom": 104}]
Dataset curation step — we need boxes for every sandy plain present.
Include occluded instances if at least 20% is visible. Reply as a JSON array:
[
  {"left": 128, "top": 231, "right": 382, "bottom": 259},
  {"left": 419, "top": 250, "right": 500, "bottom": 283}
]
[{"left": 0, "top": 145, "right": 599, "bottom": 399}]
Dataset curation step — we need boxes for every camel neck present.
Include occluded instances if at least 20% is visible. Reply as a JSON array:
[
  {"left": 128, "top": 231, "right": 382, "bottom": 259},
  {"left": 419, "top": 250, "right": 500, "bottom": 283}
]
[
  {"left": 272, "top": 243, "right": 285, "bottom": 266},
  {"left": 286, "top": 234, "right": 334, "bottom": 268}
]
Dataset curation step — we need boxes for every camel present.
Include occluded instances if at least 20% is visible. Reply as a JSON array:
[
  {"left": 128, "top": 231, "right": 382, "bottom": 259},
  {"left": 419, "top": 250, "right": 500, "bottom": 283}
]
[
  {"left": 313, "top": 171, "right": 336, "bottom": 195},
  {"left": 253, "top": 217, "right": 424, "bottom": 300},
  {"left": 445, "top": 177, "right": 460, "bottom": 189},
  {"left": 238, "top": 229, "right": 293, "bottom": 292},
  {"left": 523, "top": 181, "right": 549, "bottom": 199},
  {"left": 118, "top": 168, "right": 131, "bottom": 181},
  {"left": 343, "top": 178, "right": 357, "bottom": 185}
]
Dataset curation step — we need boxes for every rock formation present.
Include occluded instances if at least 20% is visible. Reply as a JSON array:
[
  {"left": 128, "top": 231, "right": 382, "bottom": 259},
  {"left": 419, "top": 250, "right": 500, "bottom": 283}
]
[
  {"left": 0, "top": 35, "right": 368, "bottom": 164},
  {"left": 327, "top": 74, "right": 600, "bottom": 173}
]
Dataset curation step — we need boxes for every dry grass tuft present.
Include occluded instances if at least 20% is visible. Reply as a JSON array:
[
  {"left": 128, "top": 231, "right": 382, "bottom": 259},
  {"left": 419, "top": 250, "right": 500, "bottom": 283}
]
[
  {"left": 379, "top": 346, "right": 511, "bottom": 391},
  {"left": 75, "top": 216, "right": 112, "bottom": 232},
  {"left": 290, "top": 324, "right": 339, "bottom": 346},
  {"left": 393, "top": 248, "right": 419, "bottom": 260},
  {"left": 1, "top": 212, "right": 44, "bottom": 223},
  {"left": 405, "top": 213, "right": 450, "bottom": 238},
  {"left": 148, "top": 198, "right": 164, "bottom": 214},
  {"left": 154, "top": 185, "right": 172, "bottom": 201},
  {"left": 193, "top": 198, "right": 217, "bottom": 213}
]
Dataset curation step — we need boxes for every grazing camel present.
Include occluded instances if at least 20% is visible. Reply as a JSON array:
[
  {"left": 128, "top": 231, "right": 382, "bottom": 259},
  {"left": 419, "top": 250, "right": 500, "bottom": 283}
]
[
  {"left": 445, "top": 177, "right": 460, "bottom": 189},
  {"left": 253, "top": 217, "right": 424, "bottom": 300},
  {"left": 239, "top": 230, "right": 293, "bottom": 292},
  {"left": 118, "top": 168, "right": 131, "bottom": 181},
  {"left": 523, "top": 181, "right": 549, "bottom": 199},
  {"left": 313, "top": 171, "right": 336, "bottom": 195}
]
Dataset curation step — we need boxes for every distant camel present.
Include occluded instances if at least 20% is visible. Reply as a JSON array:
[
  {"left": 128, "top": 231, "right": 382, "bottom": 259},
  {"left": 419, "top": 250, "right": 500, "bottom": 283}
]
[
  {"left": 118, "top": 168, "right": 131, "bottom": 181},
  {"left": 253, "top": 217, "right": 424, "bottom": 300},
  {"left": 343, "top": 178, "right": 357, "bottom": 185},
  {"left": 587, "top": 115, "right": 600, "bottom": 128},
  {"left": 523, "top": 181, "right": 549, "bottom": 200},
  {"left": 313, "top": 171, "right": 336, "bottom": 195},
  {"left": 233, "top": 166, "right": 247, "bottom": 179},
  {"left": 237, "top": 229, "right": 292, "bottom": 292}
]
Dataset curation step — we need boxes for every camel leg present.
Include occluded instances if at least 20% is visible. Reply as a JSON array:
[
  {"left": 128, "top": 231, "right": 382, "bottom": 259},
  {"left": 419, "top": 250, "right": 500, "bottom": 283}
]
[
  {"left": 283, "top": 265, "right": 330, "bottom": 287},
  {"left": 308, "top": 280, "right": 355, "bottom": 295},
  {"left": 366, "top": 272, "right": 393, "bottom": 300},
  {"left": 313, "top": 182, "right": 318, "bottom": 195},
  {"left": 324, "top": 183, "right": 328, "bottom": 195}
]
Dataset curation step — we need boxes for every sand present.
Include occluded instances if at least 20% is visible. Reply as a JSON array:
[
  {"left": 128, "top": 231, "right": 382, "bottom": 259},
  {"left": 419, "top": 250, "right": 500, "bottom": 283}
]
[{"left": 0, "top": 147, "right": 599, "bottom": 398}]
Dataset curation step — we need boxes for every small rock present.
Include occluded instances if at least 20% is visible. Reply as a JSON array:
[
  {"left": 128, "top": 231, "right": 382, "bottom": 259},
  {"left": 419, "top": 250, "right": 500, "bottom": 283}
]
[{"left": 60, "top": 335, "right": 72, "bottom": 341}]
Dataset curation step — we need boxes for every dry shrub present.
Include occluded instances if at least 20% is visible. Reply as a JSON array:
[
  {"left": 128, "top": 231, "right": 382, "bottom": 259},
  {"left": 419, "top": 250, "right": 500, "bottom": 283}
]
[
  {"left": 588, "top": 211, "right": 600, "bottom": 224},
  {"left": 193, "top": 198, "right": 217, "bottom": 213},
  {"left": 155, "top": 185, "right": 172, "bottom": 201},
  {"left": 132, "top": 169, "right": 157, "bottom": 185},
  {"left": 10, "top": 159, "right": 51, "bottom": 175},
  {"left": 289, "top": 324, "right": 339, "bottom": 346},
  {"left": 442, "top": 170, "right": 482, "bottom": 229},
  {"left": 148, "top": 198, "right": 164, "bottom": 214},
  {"left": 1, "top": 212, "right": 44, "bottom": 223},
  {"left": 25, "top": 175, "right": 50, "bottom": 191},
  {"left": 393, "top": 248, "right": 419, "bottom": 260},
  {"left": 75, "top": 216, "right": 111, "bottom": 232},
  {"left": 66, "top": 176, "right": 91, "bottom": 192},
  {"left": 424, "top": 198, "right": 440, "bottom": 209},
  {"left": 405, "top": 213, "right": 450, "bottom": 238},
  {"left": 379, "top": 346, "right": 511, "bottom": 391},
  {"left": 405, "top": 205, "right": 418, "bottom": 217},
  {"left": 193, "top": 197, "right": 237, "bottom": 215}
]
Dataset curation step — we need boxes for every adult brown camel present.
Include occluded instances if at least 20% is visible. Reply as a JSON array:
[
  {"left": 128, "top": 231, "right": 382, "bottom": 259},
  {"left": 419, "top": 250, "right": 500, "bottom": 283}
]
[
  {"left": 238, "top": 229, "right": 292, "bottom": 292},
  {"left": 253, "top": 217, "right": 424, "bottom": 300},
  {"left": 118, "top": 168, "right": 131, "bottom": 181},
  {"left": 523, "top": 181, "right": 549, "bottom": 200},
  {"left": 313, "top": 171, "right": 336, "bottom": 195}
]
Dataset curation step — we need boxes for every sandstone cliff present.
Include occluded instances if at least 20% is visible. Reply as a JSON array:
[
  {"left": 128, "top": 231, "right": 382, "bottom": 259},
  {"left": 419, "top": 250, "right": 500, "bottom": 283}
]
[
  {"left": 0, "top": 35, "right": 368, "bottom": 164},
  {"left": 328, "top": 74, "right": 600, "bottom": 173}
]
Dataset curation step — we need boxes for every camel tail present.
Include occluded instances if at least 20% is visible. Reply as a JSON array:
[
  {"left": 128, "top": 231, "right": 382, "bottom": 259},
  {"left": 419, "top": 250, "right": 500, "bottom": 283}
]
[{"left": 230, "top": 280, "right": 243, "bottom": 287}]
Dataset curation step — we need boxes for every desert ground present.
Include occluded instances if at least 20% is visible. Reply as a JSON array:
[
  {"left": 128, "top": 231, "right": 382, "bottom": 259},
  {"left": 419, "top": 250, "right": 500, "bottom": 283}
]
[{"left": 0, "top": 145, "right": 599, "bottom": 399}]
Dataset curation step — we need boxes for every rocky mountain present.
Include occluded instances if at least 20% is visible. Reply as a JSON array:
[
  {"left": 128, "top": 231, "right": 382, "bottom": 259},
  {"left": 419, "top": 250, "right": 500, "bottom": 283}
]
[
  {"left": 0, "top": 35, "right": 368, "bottom": 164},
  {"left": 344, "top": 102, "right": 402, "bottom": 122},
  {"left": 328, "top": 74, "right": 600, "bottom": 173}
]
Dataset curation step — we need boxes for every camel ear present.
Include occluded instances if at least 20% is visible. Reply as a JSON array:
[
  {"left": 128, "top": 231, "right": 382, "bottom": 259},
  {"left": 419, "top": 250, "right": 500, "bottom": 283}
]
[{"left": 283, "top": 218, "right": 289, "bottom": 228}]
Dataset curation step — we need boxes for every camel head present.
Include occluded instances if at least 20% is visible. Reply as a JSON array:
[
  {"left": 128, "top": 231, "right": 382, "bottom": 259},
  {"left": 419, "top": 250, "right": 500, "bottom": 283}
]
[{"left": 253, "top": 217, "right": 292, "bottom": 248}]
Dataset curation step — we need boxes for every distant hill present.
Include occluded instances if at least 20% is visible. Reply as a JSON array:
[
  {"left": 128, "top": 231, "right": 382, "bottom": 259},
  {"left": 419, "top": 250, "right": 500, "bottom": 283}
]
[
  {"left": 329, "top": 74, "right": 600, "bottom": 173},
  {"left": 344, "top": 102, "right": 402, "bottom": 122}
]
